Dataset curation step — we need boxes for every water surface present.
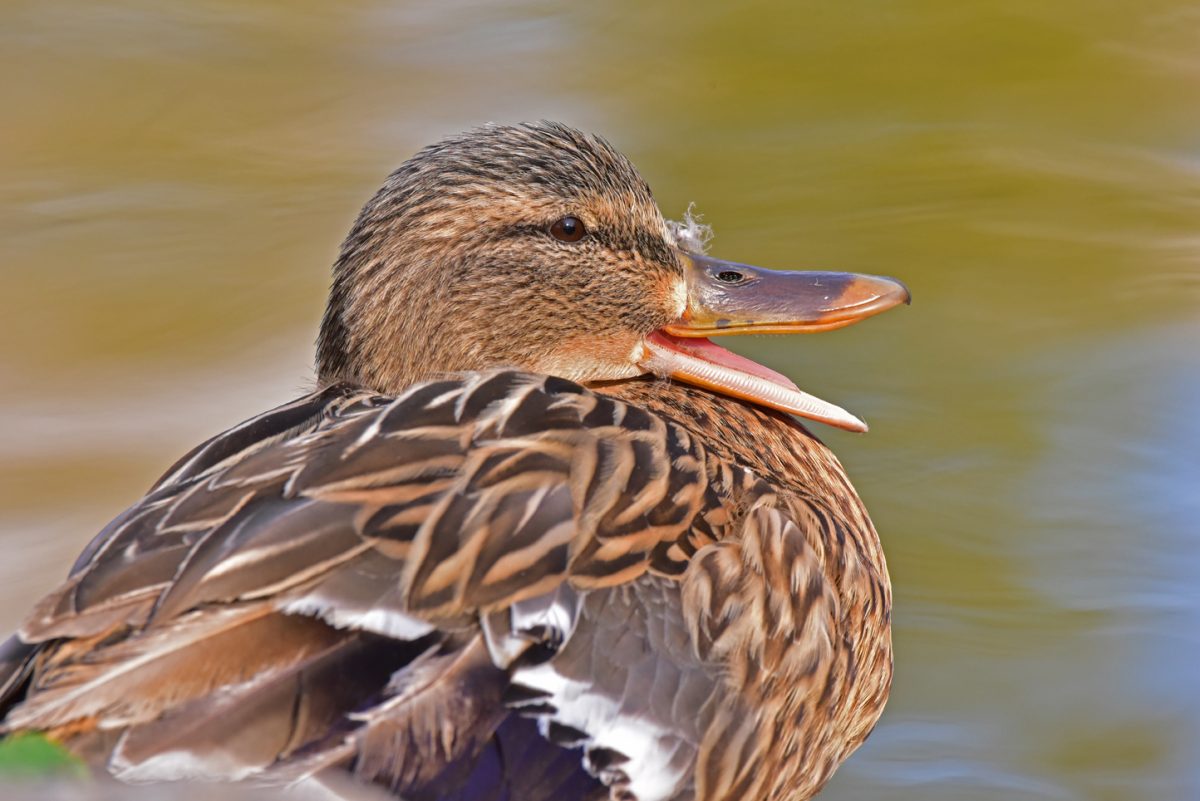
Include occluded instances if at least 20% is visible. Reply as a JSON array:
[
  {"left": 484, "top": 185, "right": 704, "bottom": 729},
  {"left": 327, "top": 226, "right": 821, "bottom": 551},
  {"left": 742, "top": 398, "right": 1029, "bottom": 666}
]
[{"left": 1, "top": 1, "right": 1197, "bottom": 798}]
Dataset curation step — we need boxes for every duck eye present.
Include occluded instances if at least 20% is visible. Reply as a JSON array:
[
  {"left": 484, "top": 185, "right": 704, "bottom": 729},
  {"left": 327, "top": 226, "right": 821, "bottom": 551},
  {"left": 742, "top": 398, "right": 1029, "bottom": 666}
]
[
  {"left": 549, "top": 216, "right": 586, "bottom": 243},
  {"left": 716, "top": 270, "right": 744, "bottom": 283}
]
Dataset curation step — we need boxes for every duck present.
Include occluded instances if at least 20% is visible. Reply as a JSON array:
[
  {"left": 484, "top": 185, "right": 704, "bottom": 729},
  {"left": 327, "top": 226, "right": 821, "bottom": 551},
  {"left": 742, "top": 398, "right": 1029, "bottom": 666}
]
[{"left": 0, "top": 121, "right": 909, "bottom": 801}]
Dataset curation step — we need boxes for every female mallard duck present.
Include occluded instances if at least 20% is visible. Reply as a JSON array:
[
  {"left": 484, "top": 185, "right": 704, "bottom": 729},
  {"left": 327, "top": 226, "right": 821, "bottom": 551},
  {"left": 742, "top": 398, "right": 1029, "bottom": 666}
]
[{"left": 0, "top": 122, "right": 908, "bottom": 801}]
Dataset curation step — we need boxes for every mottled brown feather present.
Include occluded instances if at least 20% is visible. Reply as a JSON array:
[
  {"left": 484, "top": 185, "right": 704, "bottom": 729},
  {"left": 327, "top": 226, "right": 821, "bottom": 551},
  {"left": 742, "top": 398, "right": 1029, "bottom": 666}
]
[{"left": 1, "top": 122, "right": 895, "bottom": 801}]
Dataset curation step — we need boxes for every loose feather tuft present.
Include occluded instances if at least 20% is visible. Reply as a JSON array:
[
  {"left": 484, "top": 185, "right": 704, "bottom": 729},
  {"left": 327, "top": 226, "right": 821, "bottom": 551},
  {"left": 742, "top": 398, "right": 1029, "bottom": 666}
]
[{"left": 666, "top": 204, "right": 714, "bottom": 254}]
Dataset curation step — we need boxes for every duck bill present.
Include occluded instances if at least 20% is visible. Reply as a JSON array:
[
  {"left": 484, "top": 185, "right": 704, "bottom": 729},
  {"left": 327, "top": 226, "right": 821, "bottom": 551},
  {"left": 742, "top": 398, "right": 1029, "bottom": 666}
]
[{"left": 639, "top": 251, "right": 910, "bottom": 433}]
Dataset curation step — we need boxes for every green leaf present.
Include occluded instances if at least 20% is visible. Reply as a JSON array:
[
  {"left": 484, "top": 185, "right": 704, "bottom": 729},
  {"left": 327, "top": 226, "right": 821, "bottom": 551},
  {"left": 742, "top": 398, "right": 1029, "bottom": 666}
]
[{"left": 0, "top": 733, "right": 87, "bottom": 779}]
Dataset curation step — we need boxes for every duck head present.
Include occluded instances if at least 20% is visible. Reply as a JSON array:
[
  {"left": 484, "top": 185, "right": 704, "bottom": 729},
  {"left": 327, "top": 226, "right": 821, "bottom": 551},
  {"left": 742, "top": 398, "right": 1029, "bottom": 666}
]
[{"left": 317, "top": 122, "right": 908, "bottom": 432}]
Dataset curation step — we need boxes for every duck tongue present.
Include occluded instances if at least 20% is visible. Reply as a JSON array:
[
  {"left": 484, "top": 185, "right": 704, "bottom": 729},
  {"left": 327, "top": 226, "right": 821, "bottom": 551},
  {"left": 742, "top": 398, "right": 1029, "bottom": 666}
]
[
  {"left": 654, "top": 332, "right": 799, "bottom": 388},
  {"left": 641, "top": 331, "right": 868, "bottom": 432}
]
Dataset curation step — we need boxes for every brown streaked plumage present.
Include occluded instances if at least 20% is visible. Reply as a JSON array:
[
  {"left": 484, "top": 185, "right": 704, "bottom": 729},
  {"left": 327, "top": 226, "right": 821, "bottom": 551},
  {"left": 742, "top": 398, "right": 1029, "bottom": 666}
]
[{"left": 0, "top": 122, "right": 907, "bottom": 801}]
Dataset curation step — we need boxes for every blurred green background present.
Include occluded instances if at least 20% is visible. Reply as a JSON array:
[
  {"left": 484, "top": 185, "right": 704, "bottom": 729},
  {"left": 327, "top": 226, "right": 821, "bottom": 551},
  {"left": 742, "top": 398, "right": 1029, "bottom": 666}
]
[{"left": 1, "top": 1, "right": 1198, "bottom": 799}]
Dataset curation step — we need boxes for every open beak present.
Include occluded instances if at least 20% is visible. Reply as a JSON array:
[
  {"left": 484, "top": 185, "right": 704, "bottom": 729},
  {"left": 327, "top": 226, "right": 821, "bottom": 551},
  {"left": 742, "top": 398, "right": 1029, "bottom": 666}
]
[{"left": 638, "top": 250, "right": 910, "bottom": 432}]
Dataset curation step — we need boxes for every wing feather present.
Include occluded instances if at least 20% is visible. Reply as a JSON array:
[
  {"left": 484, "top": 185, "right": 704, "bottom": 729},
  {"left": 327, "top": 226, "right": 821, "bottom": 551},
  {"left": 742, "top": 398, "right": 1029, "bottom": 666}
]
[{"left": 1, "top": 370, "right": 858, "bottom": 800}]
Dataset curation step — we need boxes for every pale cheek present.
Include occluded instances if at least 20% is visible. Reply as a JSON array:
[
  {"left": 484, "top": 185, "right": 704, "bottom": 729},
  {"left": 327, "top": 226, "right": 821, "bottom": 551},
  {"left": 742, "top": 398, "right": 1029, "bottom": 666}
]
[
  {"left": 671, "top": 280, "right": 688, "bottom": 319},
  {"left": 536, "top": 336, "right": 647, "bottom": 383}
]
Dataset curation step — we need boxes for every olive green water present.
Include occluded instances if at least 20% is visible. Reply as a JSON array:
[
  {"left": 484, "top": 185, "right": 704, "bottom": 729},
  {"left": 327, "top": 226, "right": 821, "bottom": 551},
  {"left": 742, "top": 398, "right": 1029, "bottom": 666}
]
[{"left": 1, "top": 1, "right": 1197, "bottom": 798}]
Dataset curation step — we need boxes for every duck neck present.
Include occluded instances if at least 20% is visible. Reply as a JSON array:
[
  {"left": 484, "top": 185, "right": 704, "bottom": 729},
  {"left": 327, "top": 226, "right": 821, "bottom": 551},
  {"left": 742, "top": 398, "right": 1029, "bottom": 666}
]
[{"left": 597, "top": 378, "right": 871, "bottom": 526}]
